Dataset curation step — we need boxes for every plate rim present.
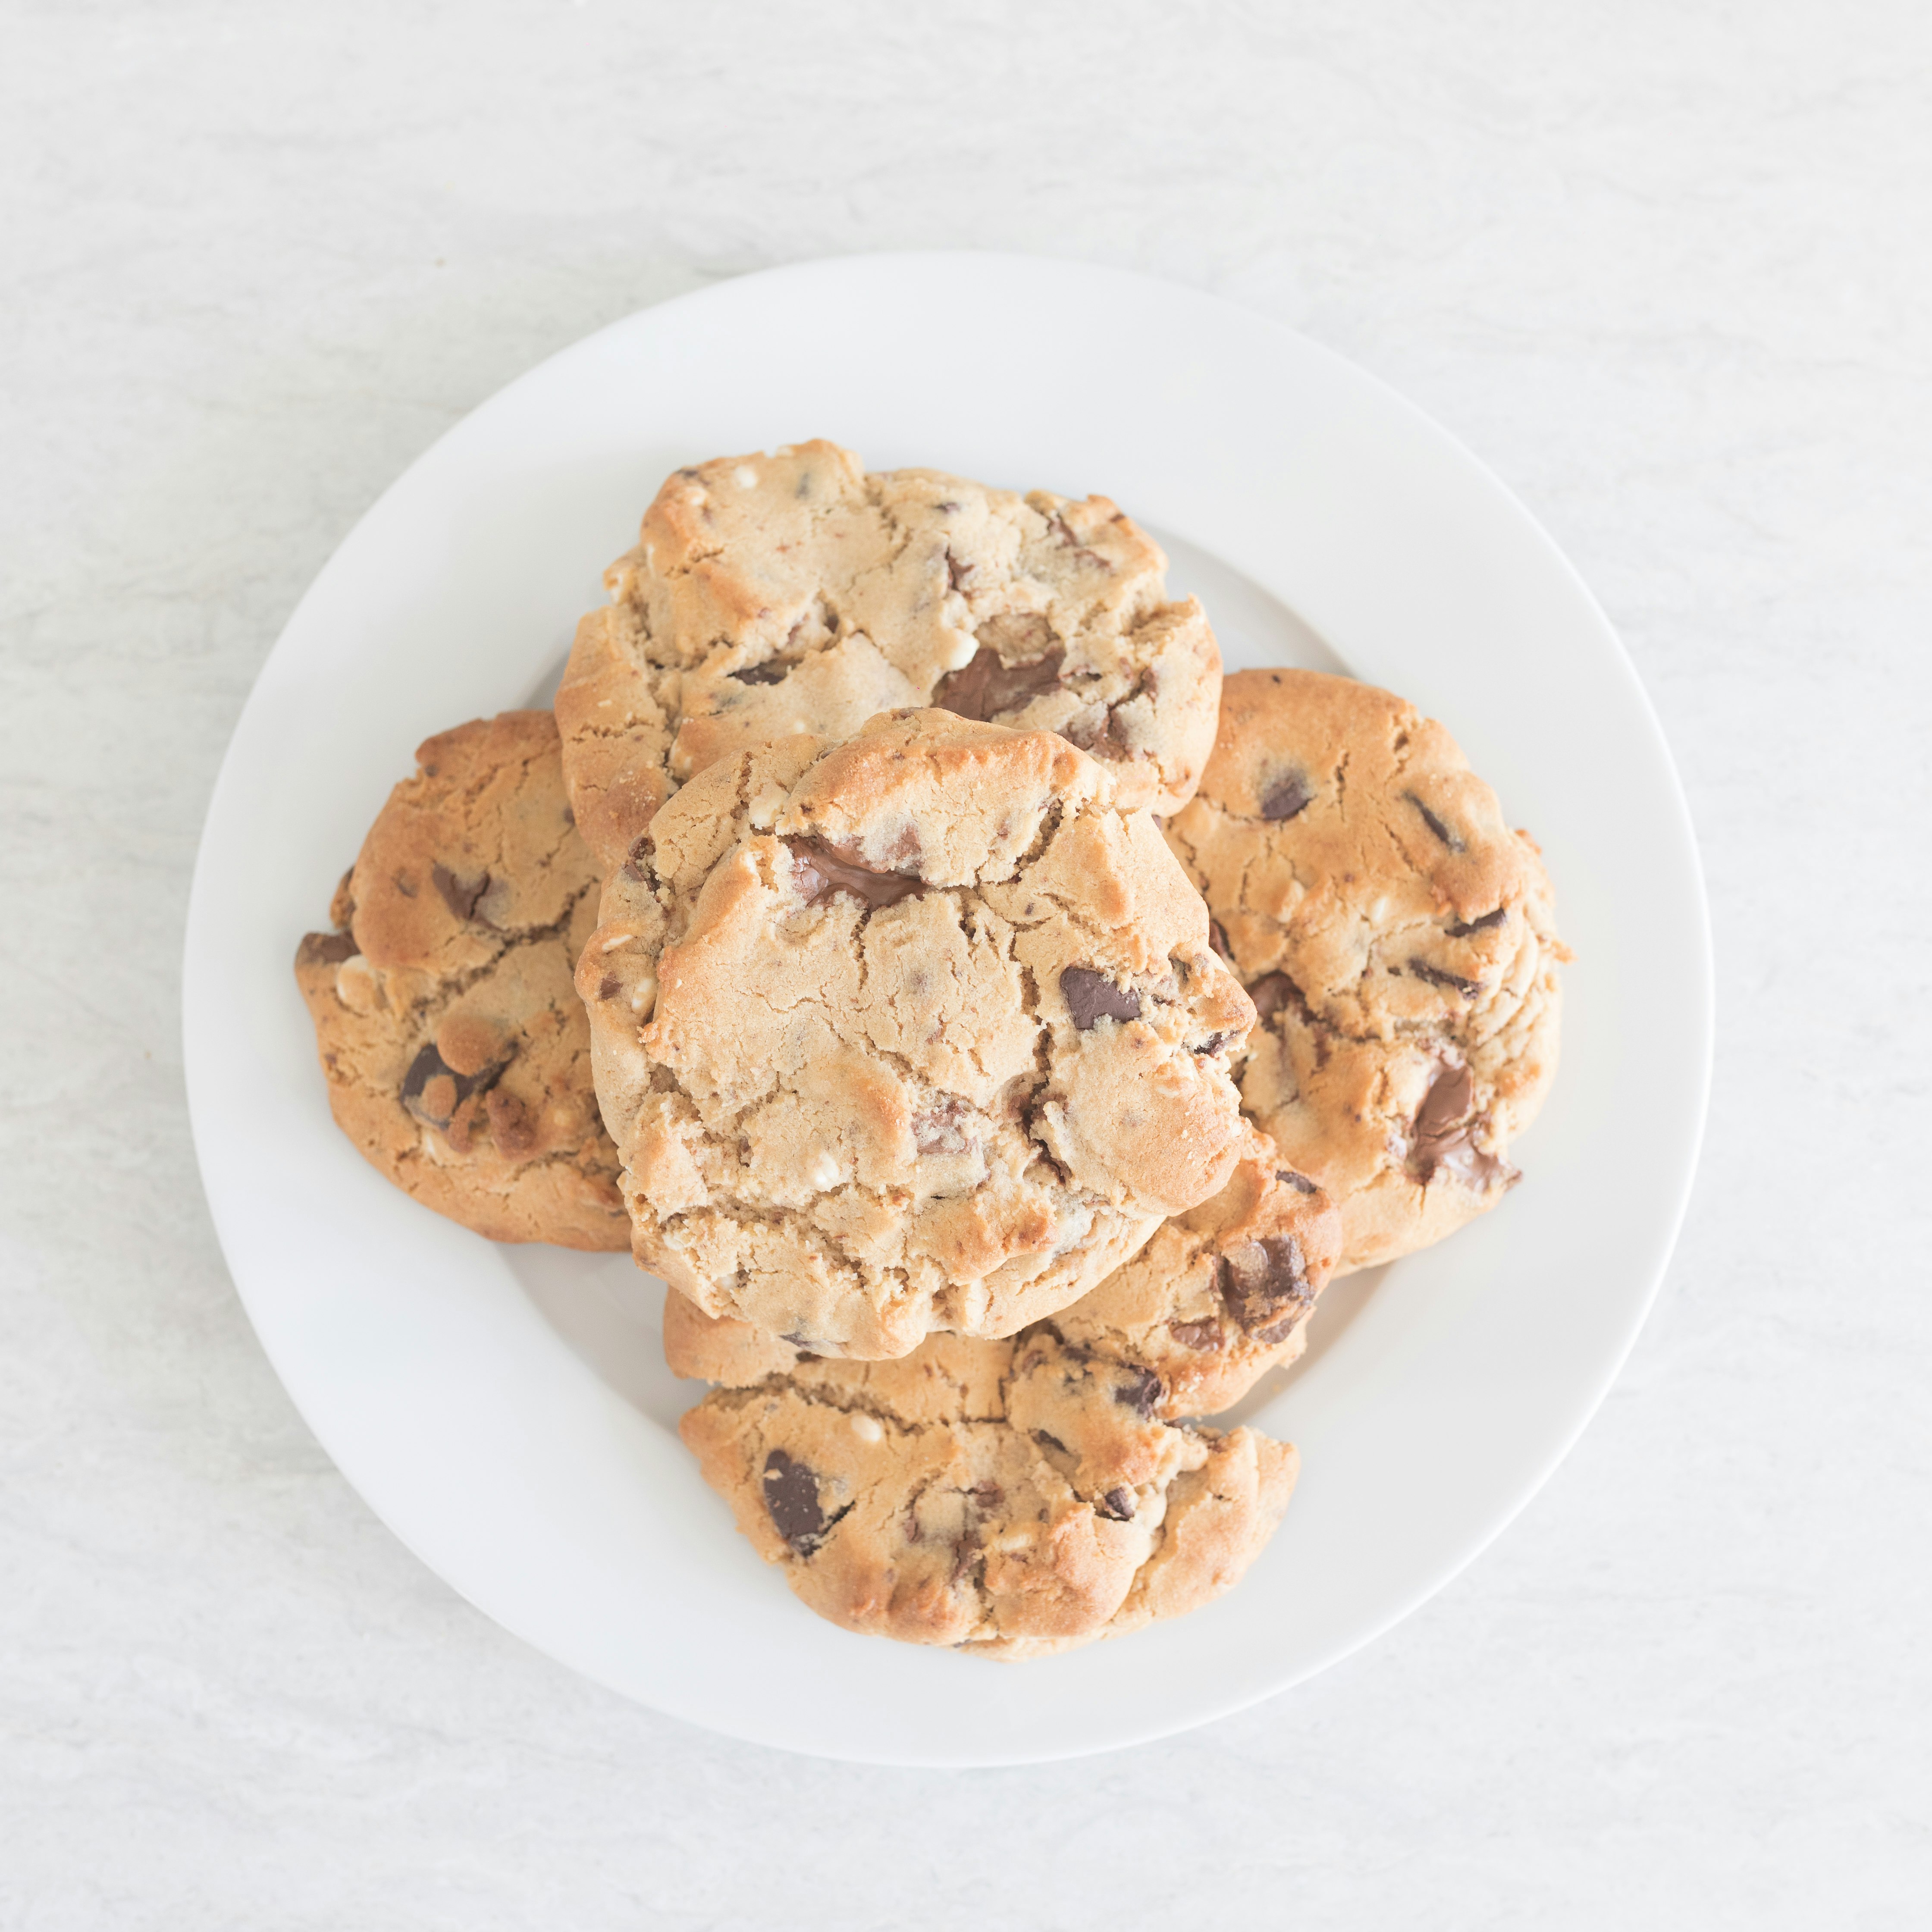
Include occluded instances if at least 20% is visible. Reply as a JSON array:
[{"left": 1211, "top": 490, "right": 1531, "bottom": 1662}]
[{"left": 183, "top": 249, "right": 1713, "bottom": 1765}]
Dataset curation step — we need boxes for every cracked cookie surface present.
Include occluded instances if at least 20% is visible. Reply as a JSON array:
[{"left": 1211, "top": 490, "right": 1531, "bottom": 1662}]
[
  {"left": 1164, "top": 669, "right": 1567, "bottom": 1273},
  {"left": 669, "top": 1119, "right": 1342, "bottom": 1422},
  {"left": 554, "top": 440, "right": 1222, "bottom": 869},
  {"left": 295, "top": 711, "right": 628, "bottom": 1249},
  {"left": 674, "top": 1318, "right": 1297, "bottom": 1659},
  {"left": 577, "top": 709, "right": 1255, "bottom": 1357}
]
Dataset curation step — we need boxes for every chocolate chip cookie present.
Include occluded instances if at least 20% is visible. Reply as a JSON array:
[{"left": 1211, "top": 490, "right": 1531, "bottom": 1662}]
[
  {"left": 1164, "top": 669, "right": 1568, "bottom": 1273},
  {"left": 670, "top": 1115, "right": 1339, "bottom": 1421},
  {"left": 675, "top": 1321, "right": 1297, "bottom": 1659},
  {"left": 295, "top": 711, "right": 628, "bottom": 1249},
  {"left": 553, "top": 441, "right": 1222, "bottom": 869},
  {"left": 577, "top": 708, "right": 1255, "bottom": 1358},
  {"left": 1052, "top": 1123, "right": 1342, "bottom": 1417}
]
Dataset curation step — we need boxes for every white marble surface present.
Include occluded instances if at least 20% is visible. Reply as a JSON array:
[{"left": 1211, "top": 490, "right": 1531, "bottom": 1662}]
[{"left": 3, "top": 2, "right": 1928, "bottom": 1923}]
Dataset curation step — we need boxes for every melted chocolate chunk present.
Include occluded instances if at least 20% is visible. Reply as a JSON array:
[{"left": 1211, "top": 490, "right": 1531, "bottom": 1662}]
[
  {"left": 1275, "top": 1168, "right": 1320, "bottom": 1195},
  {"left": 399, "top": 1040, "right": 504, "bottom": 1129},
  {"left": 968, "top": 1480, "right": 1004, "bottom": 1509},
  {"left": 1409, "top": 1062, "right": 1518, "bottom": 1192},
  {"left": 1168, "top": 1318, "right": 1223, "bottom": 1352},
  {"left": 1261, "top": 771, "right": 1313, "bottom": 822},
  {"left": 1207, "top": 919, "right": 1233, "bottom": 962},
  {"left": 297, "top": 930, "right": 359, "bottom": 968},
  {"left": 1245, "top": 971, "right": 1297, "bottom": 1025},
  {"left": 1409, "top": 960, "right": 1484, "bottom": 999},
  {"left": 431, "top": 863, "right": 490, "bottom": 922},
  {"left": 931, "top": 643, "right": 1066, "bottom": 722},
  {"left": 787, "top": 837, "right": 927, "bottom": 909},
  {"left": 1217, "top": 1235, "right": 1314, "bottom": 1338},
  {"left": 1112, "top": 1366, "right": 1163, "bottom": 1418},
  {"left": 1097, "top": 1487, "right": 1136, "bottom": 1522},
  {"left": 729, "top": 662, "right": 788, "bottom": 686},
  {"left": 761, "top": 1449, "right": 828, "bottom": 1555},
  {"left": 1446, "top": 906, "right": 1508, "bottom": 938},
  {"left": 1406, "top": 793, "right": 1465, "bottom": 853},
  {"left": 1060, "top": 966, "right": 1142, "bottom": 1029}
]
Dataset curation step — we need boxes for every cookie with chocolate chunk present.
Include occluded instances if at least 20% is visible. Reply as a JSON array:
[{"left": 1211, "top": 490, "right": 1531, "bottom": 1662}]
[
  {"left": 1164, "top": 669, "right": 1568, "bottom": 1273},
  {"left": 554, "top": 440, "right": 1221, "bottom": 869},
  {"left": 1053, "top": 1123, "right": 1342, "bottom": 1416},
  {"left": 676, "top": 1321, "right": 1297, "bottom": 1660},
  {"left": 294, "top": 710, "right": 627, "bottom": 1249},
  {"left": 668, "top": 1121, "right": 1340, "bottom": 1421},
  {"left": 577, "top": 708, "right": 1255, "bottom": 1358}
]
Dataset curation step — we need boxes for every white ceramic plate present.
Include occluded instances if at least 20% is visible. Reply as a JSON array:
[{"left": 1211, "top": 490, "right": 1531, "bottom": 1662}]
[{"left": 183, "top": 253, "right": 1711, "bottom": 1766}]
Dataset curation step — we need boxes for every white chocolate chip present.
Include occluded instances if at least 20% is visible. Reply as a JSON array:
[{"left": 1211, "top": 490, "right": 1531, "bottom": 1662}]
[
  {"left": 600, "top": 932, "right": 633, "bottom": 952},
  {"left": 849, "top": 1413, "right": 883, "bottom": 1443},
  {"left": 734, "top": 464, "right": 759, "bottom": 489},
  {"left": 629, "top": 970, "right": 657, "bottom": 1019},
  {"left": 333, "top": 953, "right": 381, "bottom": 1014},
  {"left": 806, "top": 1151, "right": 840, "bottom": 1192}
]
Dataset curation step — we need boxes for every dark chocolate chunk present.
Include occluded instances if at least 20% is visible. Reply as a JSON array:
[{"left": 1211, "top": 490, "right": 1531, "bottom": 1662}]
[
  {"left": 1060, "top": 966, "right": 1142, "bottom": 1029},
  {"left": 761, "top": 1449, "right": 828, "bottom": 1555},
  {"left": 729, "top": 662, "right": 789, "bottom": 686},
  {"left": 1112, "top": 1366, "right": 1163, "bottom": 1418},
  {"left": 1192, "top": 1032, "right": 1227, "bottom": 1057},
  {"left": 297, "top": 930, "right": 359, "bottom": 969},
  {"left": 1446, "top": 906, "right": 1508, "bottom": 938},
  {"left": 1168, "top": 1318, "right": 1223, "bottom": 1352},
  {"left": 1261, "top": 771, "right": 1313, "bottom": 822},
  {"left": 1408, "top": 1061, "right": 1519, "bottom": 1192},
  {"left": 1097, "top": 1487, "right": 1136, "bottom": 1522},
  {"left": 1414, "top": 1061, "right": 1473, "bottom": 1142},
  {"left": 945, "top": 548, "right": 974, "bottom": 591},
  {"left": 597, "top": 973, "right": 621, "bottom": 1001},
  {"left": 431, "top": 863, "right": 490, "bottom": 922},
  {"left": 622, "top": 833, "right": 653, "bottom": 883},
  {"left": 1245, "top": 971, "right": 1298, "bottom": 1025},
  {"left": 787, "top": 837, "right": 927, "bottom": 909},
  {"left": 968, "top": 1480, "right": 1004, "bottom": 1509},
  {"left": 400, "top": 1040, "right": 504, "bottom": 1129},
  {"left": 1406, "top": 793, "right": 1465, "bottom": 853},
  {"left": 1207, "top": 919, "right": 1233, "bottom": 962},
  {"left": 1275, "top": 1168, "right": 1320, "bottom": 1195},
  {"left": 1409, "top": 960, "right": 1484, "bottom": 999},
  {"left": 931, "top": 643, "right": 1066, "bottom": 722},
  {"left": 1216, "top": 1234, "right": 1314, "bottom": 1337}
]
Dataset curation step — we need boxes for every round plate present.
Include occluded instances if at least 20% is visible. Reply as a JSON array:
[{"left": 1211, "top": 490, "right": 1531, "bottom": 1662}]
[{"left": 183, "top": 253, "right": 1711, "bottom": 1766}]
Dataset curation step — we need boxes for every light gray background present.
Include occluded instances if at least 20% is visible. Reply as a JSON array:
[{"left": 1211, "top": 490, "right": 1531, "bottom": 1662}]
[{"left": 3, "top": 3, "right": 1927, "bottom": 1925}]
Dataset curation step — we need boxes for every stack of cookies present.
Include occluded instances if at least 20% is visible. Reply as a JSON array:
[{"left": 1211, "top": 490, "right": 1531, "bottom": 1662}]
[{"left": 297, "top": 441, "right": 1567, "bottom": 1661}]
